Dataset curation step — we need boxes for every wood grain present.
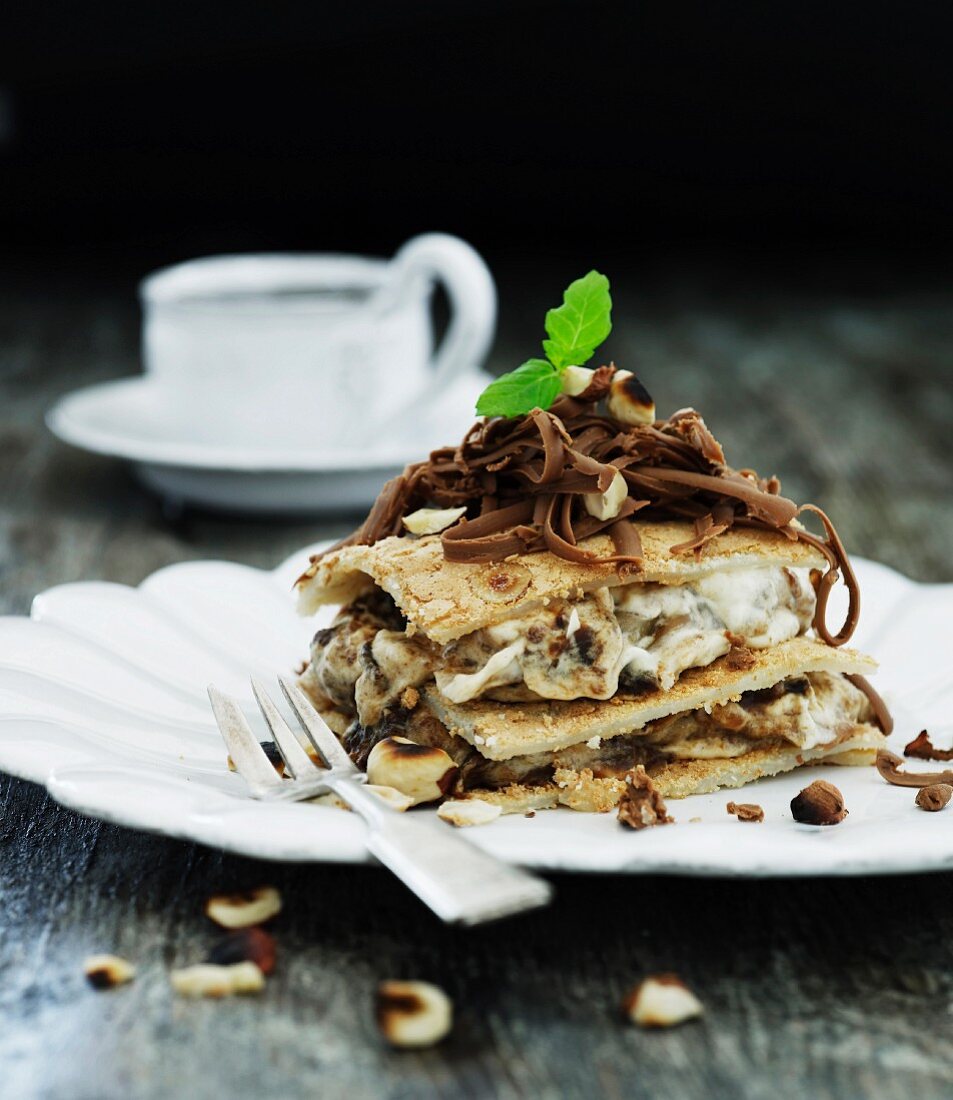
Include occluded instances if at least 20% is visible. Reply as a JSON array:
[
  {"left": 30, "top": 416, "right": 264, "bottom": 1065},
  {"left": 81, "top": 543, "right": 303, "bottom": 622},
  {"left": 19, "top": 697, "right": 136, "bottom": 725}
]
[{"left": 1, "top": 262, "right": 952, "bottom": 1099}]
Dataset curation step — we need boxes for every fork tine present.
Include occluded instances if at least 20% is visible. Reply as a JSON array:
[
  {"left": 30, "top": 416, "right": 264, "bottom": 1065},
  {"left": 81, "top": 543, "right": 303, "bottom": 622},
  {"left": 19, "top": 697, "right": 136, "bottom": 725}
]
[
  {"left": 250, "top": 676, "right": 321, "bottom": 779},
  {"left": 277, "top": 675, "right": 357, "bottom": 774},
  {"left": 207, "top": 684, "right": 284, "bottom": 791}
]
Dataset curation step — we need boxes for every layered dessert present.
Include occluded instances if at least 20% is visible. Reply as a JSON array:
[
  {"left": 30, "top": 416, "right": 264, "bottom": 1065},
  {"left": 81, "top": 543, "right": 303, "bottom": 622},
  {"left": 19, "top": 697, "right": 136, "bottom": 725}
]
[{"left": 295, "top": 272, "right": 891, "bottom": 812}]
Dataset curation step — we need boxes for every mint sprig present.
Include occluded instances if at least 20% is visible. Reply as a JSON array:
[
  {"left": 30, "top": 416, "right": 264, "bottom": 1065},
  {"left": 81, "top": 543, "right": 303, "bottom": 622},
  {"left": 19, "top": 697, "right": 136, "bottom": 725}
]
[
  {"left": 474, "top": 359, "right": 563, "bottom": 419},
  {"left": 476, "top": 270, "right": 612, "bottom": 419}
]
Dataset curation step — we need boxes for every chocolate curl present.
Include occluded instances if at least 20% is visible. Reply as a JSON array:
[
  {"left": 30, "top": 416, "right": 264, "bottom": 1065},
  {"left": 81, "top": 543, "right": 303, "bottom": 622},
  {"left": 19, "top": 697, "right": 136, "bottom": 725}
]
[
  {"left": 441, "top": 500, "right": 535, "bottom": 563},
  {"left": 795, "top": 504, "right": 861, "bottom": 647},
  {"left": 320, "top": 380, "right": 863, "bottom": 645},
  {"left": 845, "top": 674, "right": 894, "bottom": 735}
]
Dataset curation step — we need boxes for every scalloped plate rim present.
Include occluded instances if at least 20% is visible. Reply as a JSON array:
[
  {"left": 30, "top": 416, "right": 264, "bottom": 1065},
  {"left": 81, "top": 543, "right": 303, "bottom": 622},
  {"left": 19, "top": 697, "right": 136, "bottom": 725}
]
[{"left": 0, "top": 542, "right": 949, "bottom": 878}]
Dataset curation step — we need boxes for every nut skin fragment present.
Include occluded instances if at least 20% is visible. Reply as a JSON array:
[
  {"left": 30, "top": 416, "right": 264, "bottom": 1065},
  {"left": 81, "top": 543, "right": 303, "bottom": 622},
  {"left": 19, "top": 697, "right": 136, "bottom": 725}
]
[
  {"left": 437, "top": 799, "right": 502, "bottom": 827},
  {"left": 205, "top": 886, "right": 282, "bottom": 929},
  {"left": 622, "top": 974, "right": 703, "bottom": 1028},
  {"left": 790, "top": 780, "right": 847, "bottom": 825},
  {"left": 206, "top": 928, "right": 277, "bottom": 975},
  {"left": 366, "top": 737, "right": 458, "bottom": 807},
  {"left": 617, "top": 765, "right": 673, "bottom": 830},
  {"left": 171, "top": 961, "right": 265, "bottom": 998},
  {"left": 726, "top": 801, "right": 764, "bottom": 823},
  {"left": 376, "top": 981, "right": 452, "bottom": 1048},
  {"left": 905, "top": 730, "right": 953, "bottom": 762},
  {"left": 83, "top": 954, "right": 136, "bottom": 990},
  {"left": 916, "top": 784, "right": 953, "bottom": 812}
]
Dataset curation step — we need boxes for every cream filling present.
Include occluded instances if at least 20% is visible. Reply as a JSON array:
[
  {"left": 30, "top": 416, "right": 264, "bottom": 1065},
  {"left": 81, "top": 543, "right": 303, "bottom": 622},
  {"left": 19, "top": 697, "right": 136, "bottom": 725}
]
[
  {"left": 311, "top": 565, "right": 817, "bottom": 728},
  {"left": 612, "top": 670, "right": 870, "bottom": 757},
  {"left": 437, "top": 641, "right": 526, "bottom": 704},
  {"left": 436, "top": 565, "right": 815, "bottom": 705}
]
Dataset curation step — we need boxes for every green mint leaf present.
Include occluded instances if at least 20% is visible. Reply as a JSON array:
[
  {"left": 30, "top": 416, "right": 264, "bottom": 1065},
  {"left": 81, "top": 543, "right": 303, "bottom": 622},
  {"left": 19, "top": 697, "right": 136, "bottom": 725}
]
[
  {"left": 475, "top": 359, "right": 563, "bottom": 418},
  {"left": 542, "top": 270, "right": 612, "bottom": 370}
]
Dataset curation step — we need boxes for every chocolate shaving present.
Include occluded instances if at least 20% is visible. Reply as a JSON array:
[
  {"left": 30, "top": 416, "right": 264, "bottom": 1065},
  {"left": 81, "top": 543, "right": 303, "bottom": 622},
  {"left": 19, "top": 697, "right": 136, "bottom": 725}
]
[
  {"left": 322, "top": 368, "right": 861, "bottom": 645},
  {"left": 904, "top": 730, "right": 953, "bottom": 762},
  {"left": 876, "top": 748, "right": 953, "bottom": 789},
  {"left": 845, "top": 674, "right": 894, "bottom": 735}
]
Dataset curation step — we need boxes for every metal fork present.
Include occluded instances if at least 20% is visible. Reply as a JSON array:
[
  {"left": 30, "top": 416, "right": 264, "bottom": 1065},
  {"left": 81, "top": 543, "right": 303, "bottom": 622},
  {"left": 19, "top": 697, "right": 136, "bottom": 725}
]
[{"left": 208, "top": 676, "right": 553, "bottom": 925}]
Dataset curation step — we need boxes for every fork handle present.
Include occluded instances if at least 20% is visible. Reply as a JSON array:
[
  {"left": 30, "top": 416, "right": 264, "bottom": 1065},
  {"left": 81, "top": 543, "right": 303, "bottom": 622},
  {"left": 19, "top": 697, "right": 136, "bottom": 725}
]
[{"left": 329, "top": 778, "right": 553, "bottom": 925}]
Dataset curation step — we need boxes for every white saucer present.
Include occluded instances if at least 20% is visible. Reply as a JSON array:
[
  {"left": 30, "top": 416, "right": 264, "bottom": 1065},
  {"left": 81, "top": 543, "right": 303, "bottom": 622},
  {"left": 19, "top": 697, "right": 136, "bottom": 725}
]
[{"left": 47, "top": 371, "right": 490, "bottom": 514}]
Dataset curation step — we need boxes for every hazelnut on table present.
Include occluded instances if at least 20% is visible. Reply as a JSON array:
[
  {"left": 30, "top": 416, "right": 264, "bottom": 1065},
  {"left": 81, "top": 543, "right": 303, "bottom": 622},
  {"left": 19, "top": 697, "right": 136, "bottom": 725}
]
[
  {"left": 83, "top": 955, "right": 136, "bottom": 990},
  {"left": 622, "top": 974, "right": 703, "bottom": 1028},
  {"left": 376, "top": 981, "right": 453, "bottom": 1048},
  {"left": 205, "top": 885, "right": 283, "bottom": 929}
]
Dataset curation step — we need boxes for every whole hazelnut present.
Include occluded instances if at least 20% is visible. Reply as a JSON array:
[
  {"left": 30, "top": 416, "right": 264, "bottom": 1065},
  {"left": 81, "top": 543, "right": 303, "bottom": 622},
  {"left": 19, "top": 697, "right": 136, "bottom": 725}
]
[
  {"left": 790, "top": 780, "right": 847, "bottom": 825},
  {"left": 916, "top": 783, "right": 953, "bottom": 812}
]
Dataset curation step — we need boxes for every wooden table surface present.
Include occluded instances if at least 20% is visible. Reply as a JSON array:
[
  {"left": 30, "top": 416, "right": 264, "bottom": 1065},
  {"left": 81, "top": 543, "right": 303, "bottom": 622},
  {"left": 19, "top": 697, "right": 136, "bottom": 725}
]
[{"left": 2, "top": 259, "right": 952, "bottom": 1100}]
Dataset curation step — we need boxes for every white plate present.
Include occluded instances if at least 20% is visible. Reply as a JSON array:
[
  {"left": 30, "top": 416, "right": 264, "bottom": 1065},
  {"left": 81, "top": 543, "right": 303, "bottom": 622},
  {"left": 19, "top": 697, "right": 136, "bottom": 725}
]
[
  {"left": 0, "top": 545, "right": 949, "bottom": 877},
  {"left": 46, "top": 371, "right": 490, "bottom": 513}
]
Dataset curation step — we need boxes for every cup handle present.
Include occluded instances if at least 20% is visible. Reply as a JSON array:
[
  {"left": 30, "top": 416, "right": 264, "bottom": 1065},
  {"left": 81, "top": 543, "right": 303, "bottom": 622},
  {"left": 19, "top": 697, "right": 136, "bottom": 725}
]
[{"left": 391, "top": 233, "right": 497, "bottom": 385}]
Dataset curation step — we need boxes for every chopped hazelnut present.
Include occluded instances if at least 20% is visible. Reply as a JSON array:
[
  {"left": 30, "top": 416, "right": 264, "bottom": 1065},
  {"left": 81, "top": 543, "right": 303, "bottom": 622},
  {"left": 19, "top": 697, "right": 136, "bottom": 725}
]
[
  {"left": 726, "top": 645, "right": 757, "bottom": 671},
  {"left": 205, "top": 886, "right": 282, "bottom": 929},
  {"left": 606, "top": 369, "right": 656, "bottom": 426},
  {"left": 170, "top": 961, "right": 264, "bottom": 998},
  {"left": 227, "top": 742, "right": 286, "bottom": 777},
  {"left": 365, "top": 784, "right": 415, "bottom": 812},
  {"left": 790, "top": 780, "right": 847, "bottom": 825},
  {"left": 622, "top": 974, "right": 703, "bottom": 1028},
  {"left": 83, "top": 954, "right": 136, "bottom": 990},
  {"left": 560, "top": 365, "right": 596, "bottom": 396},
  {"left": 583, "top": 469, "right": 629, "bottom": 522},
  {"left": 206, "top": 927, "right": 277, "bottom": 975},
  {"left": 376, "top": 981, "right": 452, "bottom": 1048},
  {"left": 401, "top": 506, "right": 467, "bottom": 536},
  {"left": 617, "top": 765, "right": 673, "bottom": 829},
  {"left": 437, "top": 799, "right": 502, "bottom": 827},
  {"left": 726, "top": 801, "right": 764, "bottom": 823},
  {"left": 916, "top": 783, "right": 953, "bottom": 812},
  {"left": 366, "top": 737, "right": 458, "bottom": 806}
]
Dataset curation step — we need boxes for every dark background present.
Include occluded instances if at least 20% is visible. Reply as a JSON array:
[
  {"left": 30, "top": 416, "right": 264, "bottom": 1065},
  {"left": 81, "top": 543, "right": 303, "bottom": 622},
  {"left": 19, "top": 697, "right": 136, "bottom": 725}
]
[{"left": 4, "top": 0, "right": 953, "bottom": 273}]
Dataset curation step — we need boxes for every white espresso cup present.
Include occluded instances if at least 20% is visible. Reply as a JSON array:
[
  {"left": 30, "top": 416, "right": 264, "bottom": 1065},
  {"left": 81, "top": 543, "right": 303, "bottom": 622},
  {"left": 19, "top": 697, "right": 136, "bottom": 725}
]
[{"left": 139, "top": 234, "right": 497, "bottom": 449}]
